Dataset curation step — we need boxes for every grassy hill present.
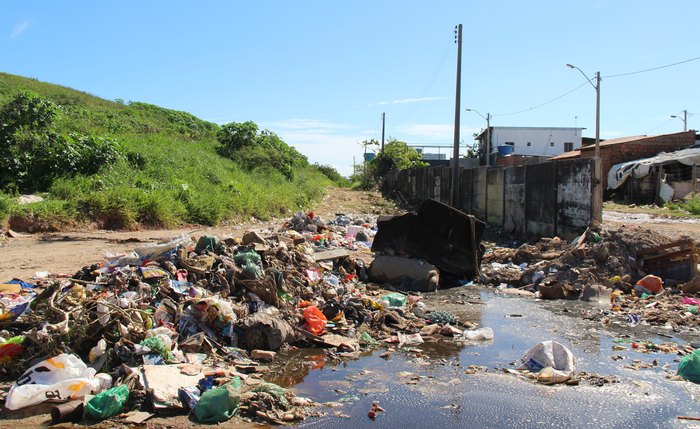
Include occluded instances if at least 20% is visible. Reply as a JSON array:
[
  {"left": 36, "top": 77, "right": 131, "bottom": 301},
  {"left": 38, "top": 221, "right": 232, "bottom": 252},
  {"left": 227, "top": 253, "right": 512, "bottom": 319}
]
[{"left": 0, "top": 72, "right": 333, "bottom": 230}]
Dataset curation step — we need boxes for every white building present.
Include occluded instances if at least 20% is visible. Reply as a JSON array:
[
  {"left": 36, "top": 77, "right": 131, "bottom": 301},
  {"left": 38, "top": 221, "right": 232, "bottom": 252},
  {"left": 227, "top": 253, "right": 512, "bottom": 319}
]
[{"left": 475, "top": 126, "right": 584, "bottom": 164}]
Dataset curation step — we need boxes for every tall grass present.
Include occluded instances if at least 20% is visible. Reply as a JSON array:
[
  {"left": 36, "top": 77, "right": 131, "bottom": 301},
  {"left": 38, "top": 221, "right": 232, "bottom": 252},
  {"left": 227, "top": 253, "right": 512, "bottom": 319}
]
[{"left": 0, "top": 72, "right": 333, "bottom": 230}]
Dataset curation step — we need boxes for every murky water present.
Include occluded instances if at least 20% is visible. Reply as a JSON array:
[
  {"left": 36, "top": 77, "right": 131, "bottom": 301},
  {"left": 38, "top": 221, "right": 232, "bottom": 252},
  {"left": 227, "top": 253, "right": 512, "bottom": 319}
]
[{"left": 268, "top": 289, "right": 700, "bottom": 428}]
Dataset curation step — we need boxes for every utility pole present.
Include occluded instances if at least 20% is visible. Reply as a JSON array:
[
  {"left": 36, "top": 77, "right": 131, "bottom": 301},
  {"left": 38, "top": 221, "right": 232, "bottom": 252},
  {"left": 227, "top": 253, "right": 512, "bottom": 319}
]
[
  {"left": 486, "top": 113, "right": 491, "bottom": 166},
  {"left": 381, "top": 112, "right": 386, "bottom": 152},
  {"left": 567, "top": 64, "right": 602, "bottom": 223},
  {"left": 451, "top": 24, "right": 462, "bottom": 208},
  {"left": 671, "top": 110, "right": 688, "bottom": 131}
]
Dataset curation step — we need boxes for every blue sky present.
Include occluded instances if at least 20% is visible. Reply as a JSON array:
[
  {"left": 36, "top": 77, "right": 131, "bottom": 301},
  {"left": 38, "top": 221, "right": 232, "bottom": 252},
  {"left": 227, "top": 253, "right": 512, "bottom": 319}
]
[{"left": 2, "top": 1, "right": 699, "bottom": 175}]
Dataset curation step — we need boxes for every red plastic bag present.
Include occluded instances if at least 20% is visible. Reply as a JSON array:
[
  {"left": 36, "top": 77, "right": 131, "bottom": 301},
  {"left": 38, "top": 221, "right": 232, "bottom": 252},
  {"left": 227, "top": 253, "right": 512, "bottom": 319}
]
[
  {"left": 636, "top": 274, "right": 664, "bottom": 294},
  {"left": 303, "top": 306, "right": 327, "bottom": 335}
]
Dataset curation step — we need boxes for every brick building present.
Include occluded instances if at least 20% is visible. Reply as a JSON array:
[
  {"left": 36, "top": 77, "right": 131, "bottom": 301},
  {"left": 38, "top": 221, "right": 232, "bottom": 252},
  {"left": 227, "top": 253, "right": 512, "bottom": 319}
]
[{"left": 550, "top": 131, "right": 697, "bottom": 190}]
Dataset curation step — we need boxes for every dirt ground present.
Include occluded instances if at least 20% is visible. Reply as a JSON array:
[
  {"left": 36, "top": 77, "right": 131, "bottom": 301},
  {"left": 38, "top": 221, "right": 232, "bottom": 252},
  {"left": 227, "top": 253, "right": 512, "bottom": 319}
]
[
  {"left": 2, "top": 191, "right": 699, "bottom": 283},
  {"left": 0, "top": 188, "right": 400, "bottom": 282}
]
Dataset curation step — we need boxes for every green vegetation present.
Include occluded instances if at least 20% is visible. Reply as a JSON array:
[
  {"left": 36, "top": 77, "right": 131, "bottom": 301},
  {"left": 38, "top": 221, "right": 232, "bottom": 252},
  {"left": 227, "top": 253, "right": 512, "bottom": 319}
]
[
  {"left": 665, "top": 194, "right": 700, "bottom": 216},
  {"left": 351, "top": 139, "right": 427, "bottom": 190},
  {"left": 0, "top": 72, "right": 331, "bottom": 230},
  {"left": 604, "top": 196, "right": 700, "bottom": 218},
  {"left": 314, "top": 163, "right": 351, "bottom": 187}
]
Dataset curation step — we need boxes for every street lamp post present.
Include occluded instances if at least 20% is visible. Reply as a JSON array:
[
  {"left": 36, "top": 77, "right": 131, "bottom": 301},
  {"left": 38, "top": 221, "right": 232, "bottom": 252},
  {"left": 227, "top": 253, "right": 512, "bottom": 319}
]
[
  {"left": 671, "top": 110, "right": 688, "bottom": 132},
  {"left": 466, "top": 109, "right": 491, "bottom": 166},
  {"left": 566, "top": 64, "right": 602, "bottom": 223}
]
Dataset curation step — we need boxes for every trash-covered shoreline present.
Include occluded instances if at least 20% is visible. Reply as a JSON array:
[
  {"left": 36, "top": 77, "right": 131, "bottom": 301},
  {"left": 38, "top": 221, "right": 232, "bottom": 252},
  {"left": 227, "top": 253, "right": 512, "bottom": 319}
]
[{"left": 2, "top": 199, "right": 700, "bottom": 425}]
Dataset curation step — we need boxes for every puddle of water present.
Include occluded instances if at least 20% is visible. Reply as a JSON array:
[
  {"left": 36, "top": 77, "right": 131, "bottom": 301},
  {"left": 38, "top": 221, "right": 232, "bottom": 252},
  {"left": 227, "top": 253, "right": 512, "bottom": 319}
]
[{"left": 267, "top": 289, "right": 700, "bottom": 428}]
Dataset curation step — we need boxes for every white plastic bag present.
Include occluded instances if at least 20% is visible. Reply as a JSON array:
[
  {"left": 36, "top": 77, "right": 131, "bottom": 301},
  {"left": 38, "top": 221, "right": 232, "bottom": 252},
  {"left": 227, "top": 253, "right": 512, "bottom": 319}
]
[
  {"left": 517, "top": 340, "right": 575, "bottom": 384},
  {"left": 5, "top": 353, "right": 111, "bottom": 410},
  {"left": 134, "top": 234, "right": 190, "bottom": 260},
  {"left": 463, "top": 327, "right": 494, "bottom": 341}
]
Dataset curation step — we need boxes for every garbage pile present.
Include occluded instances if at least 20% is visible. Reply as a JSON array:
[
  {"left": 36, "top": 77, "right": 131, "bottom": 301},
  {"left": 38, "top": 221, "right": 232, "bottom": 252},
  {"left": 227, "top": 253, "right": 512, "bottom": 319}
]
[
  {"left": 481, "top": 223, "right": 700, "bottom": 331},
  {"left": 0, "top": 209, "right": 478, "bottom": 424}
]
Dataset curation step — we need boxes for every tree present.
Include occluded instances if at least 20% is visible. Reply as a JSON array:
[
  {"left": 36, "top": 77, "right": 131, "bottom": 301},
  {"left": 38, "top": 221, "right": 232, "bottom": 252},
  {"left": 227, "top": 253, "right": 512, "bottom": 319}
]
[
  {"left": 217, "top": 121, "right": 259, "bottom": 156},
  {"left": 216, "top": 121, "right": 308, "bottom": 181},
  {"left": 369, "top": 139, "right": 426, "bottom": 181}
]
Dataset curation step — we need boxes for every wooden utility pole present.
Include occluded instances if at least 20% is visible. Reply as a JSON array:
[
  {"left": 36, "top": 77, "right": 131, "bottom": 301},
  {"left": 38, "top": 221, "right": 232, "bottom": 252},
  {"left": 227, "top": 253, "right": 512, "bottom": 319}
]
[{"left": 451, "top": 24, "right": 462, "bottom": 208}]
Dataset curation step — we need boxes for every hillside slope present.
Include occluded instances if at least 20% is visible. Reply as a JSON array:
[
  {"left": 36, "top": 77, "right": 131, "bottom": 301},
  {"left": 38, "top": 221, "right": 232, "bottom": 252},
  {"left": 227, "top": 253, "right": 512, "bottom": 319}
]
[{"left": 0, "top": 72, "right": 331, "bottom": 230}]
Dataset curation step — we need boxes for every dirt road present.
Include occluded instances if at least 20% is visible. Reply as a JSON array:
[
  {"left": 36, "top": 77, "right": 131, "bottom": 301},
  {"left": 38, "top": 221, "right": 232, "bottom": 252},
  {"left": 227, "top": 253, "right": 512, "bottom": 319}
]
[
  {"left": 2, "top": 193, "right": 699, "bottom": 283},
  {"left": 0, "top": 188, "right": 399, "bottom": 281}
]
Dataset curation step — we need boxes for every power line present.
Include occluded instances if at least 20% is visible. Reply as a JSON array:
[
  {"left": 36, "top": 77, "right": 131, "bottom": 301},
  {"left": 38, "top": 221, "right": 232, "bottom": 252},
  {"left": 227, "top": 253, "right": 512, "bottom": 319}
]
[
  {"left": 492, "top": 82, "right": 588, "bottom": 117},
  {"left": 488, "top": 55, "right": 700, "bottom": 119},
  {"left": 604, "top": 55, "right": 700, "bottom": 78}
]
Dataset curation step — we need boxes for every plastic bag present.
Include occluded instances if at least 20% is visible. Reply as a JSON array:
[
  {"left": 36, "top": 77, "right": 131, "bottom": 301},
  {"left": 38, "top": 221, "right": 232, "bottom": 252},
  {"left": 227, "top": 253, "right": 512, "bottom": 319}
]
[
  {"left": 85, "top": 384, "right": 130, "bottom": 420},
  {"left": 518, "top": 340, "right": 575, "bottom": 384},
  {"left": 134, "top": 234, "right": 190, "bottom": 261},
  {"left": 303, "top": 306, "right": 327, "bottom": 335},
  {"left": 463, "top": 327, "right": 494, "bottom": 341},
  {"left": 382, "top": 292, "right": 407, "bottom": 308},
  {"left": 194, "top": 377, "right": 242, "bottom": 423},
  {"left": 0, "top": 335, "right": 25, "bottom": 363},
  {"left": 635, "top": 274, "right": 664, "bottom": 295},
  {"left": 678, "top": 349, "right": 700, "bottom": 383},
  {"left": 5, "top": 354, "right": 111, "bottom": 410},
  {"left": 253, "top": 382, "right": 288, "bottom": 406}
]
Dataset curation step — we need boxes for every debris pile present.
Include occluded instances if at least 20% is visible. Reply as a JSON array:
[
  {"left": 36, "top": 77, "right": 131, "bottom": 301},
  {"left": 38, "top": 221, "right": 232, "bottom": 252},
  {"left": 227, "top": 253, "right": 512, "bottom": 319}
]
[
  {"left": 481, "top": 223, "right": 700, "bottom": 331},
  {"left": 0, "top": 208, "right": 483, "bottom": 424}
]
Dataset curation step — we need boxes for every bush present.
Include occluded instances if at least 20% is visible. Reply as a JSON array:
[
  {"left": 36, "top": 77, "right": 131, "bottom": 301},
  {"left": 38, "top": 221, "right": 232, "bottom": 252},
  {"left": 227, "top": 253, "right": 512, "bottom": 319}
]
[
  {"left": 0, "top": 92, "right": 122, "bottom": 192},
  {"left": 314, "top": 163, "right": 350, "bottom": 187},
  {"left": 217, "top": 122, "right": 308, "bottom": 181}
]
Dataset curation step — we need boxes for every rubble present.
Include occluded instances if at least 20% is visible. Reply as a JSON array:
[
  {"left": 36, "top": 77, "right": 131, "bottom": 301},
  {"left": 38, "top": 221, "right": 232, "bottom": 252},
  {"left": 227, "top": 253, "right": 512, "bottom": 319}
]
[
  {"left": 480, "top": 223, "right": 700, "bottom": 331},
  {"left": 0, "top": 209, "right": 479, "bottom": 424}
]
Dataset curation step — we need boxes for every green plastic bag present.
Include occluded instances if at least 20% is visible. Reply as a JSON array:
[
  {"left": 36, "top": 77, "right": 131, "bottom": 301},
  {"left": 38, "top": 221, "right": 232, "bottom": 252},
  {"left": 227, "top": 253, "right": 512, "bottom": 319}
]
[
  {"left": 233, "top": 250, "right": 261, "bottom": 266},
  {"left": 359, "top": 331, "right": 379, "bottom": 345},
  {"left": 140, "top": 336, "right": 175, "bottom": 362},
  {"left": 85, "top": 385, "right": 129, "bottom": 420},
  {"left": 678, "top": 349, "right": 700, "bottom": 383},
  {"left": 194, "top": 377, "right": 241, "bottom": 423},
  {"left": 253, "top": 382, "right": 288, "bottom": 407},
  {"left": 383, "top": 292, "right": 407, "bottom": 307}
]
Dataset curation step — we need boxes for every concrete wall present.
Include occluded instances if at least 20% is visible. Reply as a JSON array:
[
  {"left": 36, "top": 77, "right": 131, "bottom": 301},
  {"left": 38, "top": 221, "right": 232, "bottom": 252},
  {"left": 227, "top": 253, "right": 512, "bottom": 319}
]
[
  {"left": 525, "top": 162, "right": 557, "bottom": 237},
  {"left": 556, "top": 159, "right": 593, "bottom": 238},
  {"left": 503, "top": 166, "right": 527, "bottom": 236},
  {"left": 382, "top": 158, "right": 594, "bottom": 239},
  {"left": 471, "top": 167, "right": 488, "bottom": 221},
  {"left": 486, "top": 168, "right": 504, "bottom": 225}
]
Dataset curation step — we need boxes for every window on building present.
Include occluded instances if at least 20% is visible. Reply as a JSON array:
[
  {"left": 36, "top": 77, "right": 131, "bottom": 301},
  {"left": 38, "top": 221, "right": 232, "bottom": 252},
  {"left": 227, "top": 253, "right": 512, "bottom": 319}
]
[
  {"left": 550, "top": 142, "right": 554, "bottom": 147},
  {"left": 527, "top": 142, "right": 531, "bottom": 147},
  {"left": 505, "top": 142, "right": 514, "bottom": 147},
  {"left": 564, "top": 142, "right": 573, "bottom": 152}
]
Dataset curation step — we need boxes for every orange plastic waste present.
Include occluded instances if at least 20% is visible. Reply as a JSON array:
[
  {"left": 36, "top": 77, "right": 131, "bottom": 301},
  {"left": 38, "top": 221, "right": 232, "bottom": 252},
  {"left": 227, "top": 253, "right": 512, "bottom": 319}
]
[
  {"left": 303, "top": 306, "right": 327, "bottom": 335},
  {"left": 636, "top": 274, "right": 664, "bottom": 294}
]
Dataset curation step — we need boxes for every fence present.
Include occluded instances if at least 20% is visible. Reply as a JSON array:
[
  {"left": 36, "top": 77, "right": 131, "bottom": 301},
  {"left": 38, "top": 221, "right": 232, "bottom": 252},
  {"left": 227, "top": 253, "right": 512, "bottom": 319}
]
[{"left": 382, "top": 158, "right": 595, "bottom": 239}]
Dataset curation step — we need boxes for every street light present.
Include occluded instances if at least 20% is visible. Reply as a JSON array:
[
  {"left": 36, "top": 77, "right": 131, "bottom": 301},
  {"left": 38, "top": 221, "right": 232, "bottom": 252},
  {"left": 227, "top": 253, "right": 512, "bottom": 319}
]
[
  {"left": 671, "top": 110, "right": 688, "bottom": 132},
  {"left": 466, "top": 109, "right": 491, "bottom": 166},
  {"left": 566, "top": 63, "right": 602, "bottom": 223}
]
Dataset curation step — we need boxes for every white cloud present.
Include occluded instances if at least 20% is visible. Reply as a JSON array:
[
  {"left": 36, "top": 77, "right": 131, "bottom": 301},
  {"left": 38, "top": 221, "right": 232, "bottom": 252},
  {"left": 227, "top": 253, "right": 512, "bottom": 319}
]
[
  {"left": 376, "top": 96, "right": 449, "bottom": 106},
  {"left": 11, "top": 21, "right": 30, "bottom": 39}
]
